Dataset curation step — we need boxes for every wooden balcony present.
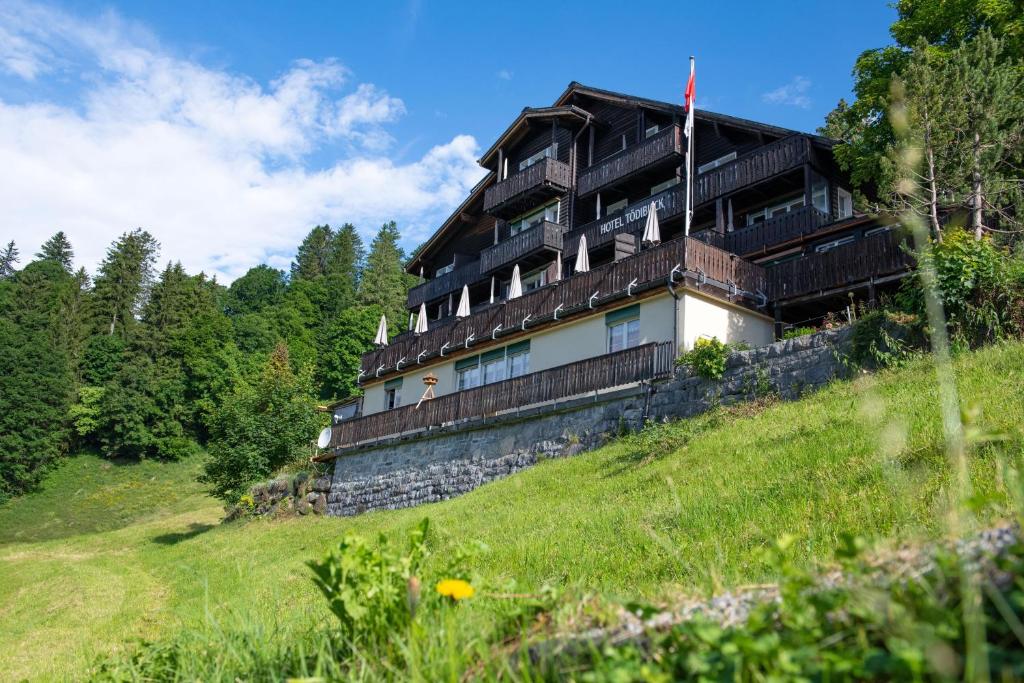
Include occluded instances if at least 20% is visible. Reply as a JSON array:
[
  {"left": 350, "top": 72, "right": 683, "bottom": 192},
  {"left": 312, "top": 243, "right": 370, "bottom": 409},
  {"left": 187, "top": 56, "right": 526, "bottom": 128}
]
[
  {"left": 406, "top": 259, "right": 480, "bottom": 310},
  {"left": 332, "top": 342, "right": 674, "bottom": 450},
  {"left": 483, "top": 157, "right": 572, "bottom": 218},
  {"left": 725, "top": 205, "right": 831, "bottom": 255},
  {"left": 695, "top": 135, "right": 811, "bottom": 206},
  {"left": 479, "top": 221, "right": 564, "bottom": 274},
  {"left": 361, "top": 235, "right": 766, "bottom": 382},
  {"left": 565, "top": 184, "right": 686, "bottom": 257},
  {"left": 768, "top": 230, "right": 914, "bottom": 303},
  {"left": 577, "top": 124, "right": 684, "bottom": 197}
]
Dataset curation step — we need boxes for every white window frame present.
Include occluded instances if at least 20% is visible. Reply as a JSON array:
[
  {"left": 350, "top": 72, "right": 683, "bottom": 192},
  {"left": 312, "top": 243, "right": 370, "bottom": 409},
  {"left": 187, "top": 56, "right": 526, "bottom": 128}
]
[
  {"left": 507, "top": 348, "right": 530, "bottom": 378},
  {"left": 384, "top": 386, "right": 401, "bottom": 410},
  {"left": 607, "top": 318, "right": 640, "bottom": 353},
  {"left": 746, "top": 195, "right": 805, "bottom": 226},
  {"left": 698, "top": 151, "right": 737, "bottom": 174},
  {"left": 518, "top": 144, "right": 557, "bottom": 172},
  {"left": 811, "top": 178, "right": 829, "bottom": 214},
  {"left": 482, "top": 356, "right": 506, "bottom": 384},
  {"left": 509, "top": 201, "right": 559, "bottom": 235},
  {"left": 814, "top": 235, "right": 856, "bottom": 253},
  {"left": 606, "top": 198, "right": 628, "bottom": 216},
  {"left": 456, "top": 362, "right": 481, "bottom": 391},
  {"left": 435, "top": 262, "right": 455, "bottom": 277},
  {"left": 864, "top": 225, "right": 890, "bottom": 238},
  {"left": 837, "top": 187, "right": 853, "bottom": 219},
  {"left": 645, "top": 124, "right": 660, "bottom": 139},
  {"left": 650, "top": 177, "right": 679, "bottom": 196}
]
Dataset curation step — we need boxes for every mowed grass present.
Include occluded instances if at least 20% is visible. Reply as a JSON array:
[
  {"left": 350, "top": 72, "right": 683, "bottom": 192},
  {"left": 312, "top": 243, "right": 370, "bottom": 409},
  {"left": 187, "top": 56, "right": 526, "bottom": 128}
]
[{"left": 1, "top": 342, "right": 1022, "bottom": 681}]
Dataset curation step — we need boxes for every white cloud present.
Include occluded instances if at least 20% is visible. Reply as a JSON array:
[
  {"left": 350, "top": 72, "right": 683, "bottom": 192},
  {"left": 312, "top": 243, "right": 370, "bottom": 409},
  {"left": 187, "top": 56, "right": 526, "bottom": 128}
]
[
  {"left": 496, "top": 69, "right": 513, "bottom": 81},
  {"left": 0, "top": 1, "right": 484, "bottom": 281},
  {"left": 762, "top": 76, "right": 812, "bottom": 109}
]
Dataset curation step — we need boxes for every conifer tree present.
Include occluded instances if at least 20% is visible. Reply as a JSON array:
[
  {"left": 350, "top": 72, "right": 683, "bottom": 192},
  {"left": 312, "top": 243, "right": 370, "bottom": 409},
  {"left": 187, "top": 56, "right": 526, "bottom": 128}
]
[
  {"left": 0, "top": 241, "right": 18, "bottom": 280},
  {"left": 37, "top": 231, "right": 74, "bottom": 272},
  {"left": 91, "top": 229, "right": 159, "bottom": 337},
  {"left": 359, "top": 221, "right": 410, "bottom": 328},
  {"left": 324, "top": 222, "right": 364, "bottom": 315},
  {"left": 291, "top": 225, "right": 335, "bottom": 281}
]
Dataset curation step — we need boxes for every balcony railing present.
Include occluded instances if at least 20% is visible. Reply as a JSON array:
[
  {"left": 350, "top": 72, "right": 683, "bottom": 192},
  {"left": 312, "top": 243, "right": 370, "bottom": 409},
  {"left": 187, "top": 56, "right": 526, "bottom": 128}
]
[
  {"left": 331, "top": 342, "right": 674, "bottom": 450},
  {"left": 362, "top": 236, "right": 766, "bottom": 382},
  {"left": 695, "top": 135, "right": 811, "bottom": 206},
  {"left": 406, "top": 260, "right": 481, "bottom": 310},
  {"left": 483, "top": 157, "right": 572, "bottom": 218},
  {"left": 725, "top": 205, "right": 831, "bottom": 255},
  {"left": 768, "top": 230, "right": 914, "bottom": 302},
  {"left": 479, "top": 221, "right": 564, "bottom": 274},
  {"left": 578, "top": 124, "right": 684, "bottom": 197},
  {"left": 565, "top": 184, "right": 686, "bottom": 257}
]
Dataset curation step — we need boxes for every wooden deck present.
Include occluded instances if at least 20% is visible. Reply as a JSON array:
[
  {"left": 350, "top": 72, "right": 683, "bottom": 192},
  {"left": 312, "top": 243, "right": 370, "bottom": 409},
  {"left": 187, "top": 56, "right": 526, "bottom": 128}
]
[
  {"left": 565, "top": 184, "right": 686, "bottom": 256},
  {"left": 726, "top": 205, "right": 831, "bottom": 255},
  {"left": 483, "top": 157, "right": 572, "bottom": 218},
  {"left": 406, "top": 259, "right": 480, "bottom": 310},
  {"left": 695, "top": 134, "right": 811, "bottom": 206},
  {"left": 577, "top": 124, "right": 684, "bottom": 197},
  {"left": 479, "top": 220, "right": 563, "bottom": 274},
  {"left": 332, "top": 342, "right": 674, "bottom": 450},
  {"left": 768, "top": 230, "right": 914, "bottom": 302},
  {"left": 362, "top": 236, "right": 766, "bottom": 382}
]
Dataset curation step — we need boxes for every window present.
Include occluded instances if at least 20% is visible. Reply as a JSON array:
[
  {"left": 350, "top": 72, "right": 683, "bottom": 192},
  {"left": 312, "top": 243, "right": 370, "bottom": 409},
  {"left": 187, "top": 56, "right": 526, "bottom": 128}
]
[
  {"left": 506, "top": 340, "right": 530, "bottom": 378},
  {"left": 814, "top": 235, "right": 856, "bottom": 253},
  {"left": 811, "top": 177, "right": 829, "bottom": 213},
  {"left": 383, "top": 378, "right": 402, "bottom": 410},
  {"left": 332, "top": 401, "right": 359, "bottom": 424},
  {"left": 455, "top": 357, "right": 481, "bottom": 391},
  {"left": 864, "top": 225, "right": 890, "bottom": 238},
  {"left": 521, "top": 268, "right": 547, "bottom": 293},
  {"left": 698, "top": 151, "right": 737, "bottom": 174},
  {"left": 837, "top": 187, "right": 853, "bottom": 219},
  {"left": 606, "top": 198, "right": 628, "bottom": 216},
  {"left": 645, "top": 124, "right": 660, "bottom": 138},
  {"left": 518, "top": 144, "right": 557, "bottom": 172},
  {"left": 606, "top": 305, "right": 640, "bottom": 353},
  {"left": 650, "top": 177, "right": 679, "bottom": 196},
  {"left": 454, "top": 341, "right": 530, "bottom": 391},
  {"left": 510, "top": 201, "right": 558, "bottom": 235},
  {"left": 435, "top": 262, "right": 455, "bottom": 277},
  {"left": 746, "top": 195, "right": 805, "bottom": 226}
]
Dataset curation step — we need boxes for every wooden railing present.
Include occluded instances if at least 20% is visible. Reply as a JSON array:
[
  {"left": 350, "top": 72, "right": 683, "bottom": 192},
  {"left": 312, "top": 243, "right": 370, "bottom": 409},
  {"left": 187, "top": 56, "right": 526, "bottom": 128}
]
[
  {"left": 363, "top": 236, "right": 765, "bottom": 381},
  {"left": 578, "top": 125, "right": 684, "bottom": 197},
  {"left": 407, "top": 259, "right": 480, "bottom": 309},
  {"left": 725, "top": 205, "right": 831, "bottom": 255},
  {"left": 332, "top": 342, "right": 674, "bottom": 450},
  {"left": 565, "top": 184, "right": 686, "bottom": 256},
  {"left": 695, "top": 135, "right": 810, "bottom": 206},
  {"left": 483, "top": 157, "right": 572, "bottom": 216},
  {"left": 479, "top": 221, "right": 564, "bottom": 273},
  {"left": 768, "top": 230, "right": 914, "bottom": 302}
]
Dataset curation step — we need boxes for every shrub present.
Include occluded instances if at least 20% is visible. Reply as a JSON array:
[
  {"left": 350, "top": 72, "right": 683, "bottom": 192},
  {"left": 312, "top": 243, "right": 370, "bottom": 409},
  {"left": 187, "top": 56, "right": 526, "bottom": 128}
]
[
  {"left": 783, "top": 326, "right": 817, "bottom": 339},
  {"left": 851, "top": 308, "right": 922, "bottom": 368},
  {"left": 307, "top": 518, "right": 430, "bottom": 650},
  {"left": 675, "top": 337, "right": 730, "bottom": 380}
]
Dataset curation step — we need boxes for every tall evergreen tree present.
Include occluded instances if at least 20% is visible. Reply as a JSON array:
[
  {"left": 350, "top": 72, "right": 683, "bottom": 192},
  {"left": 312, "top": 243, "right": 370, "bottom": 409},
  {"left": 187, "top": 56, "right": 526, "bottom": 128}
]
[
  {"left": 224, "top": 265, "right": 286, "bottom": 315},
  {"left": 324, "top": 223, "right": 364, "bottom": 314},
  {"left": 291, "top": 225, "right": 335, "bottom": 281},
  {"left": 91, "top": 229, "right": 159, "bottom": 337},
  {"left": 0, "top": 240, "right": 18, "bottom": 280},
  {"left": 37, "top": 231, "right": 75, "bottom": 272},
  {"left": 0, "top": 261, "right": 75, "bottom": 500},
  {"left": 359, "top": 221, "right": 411, "bottom": 328}
]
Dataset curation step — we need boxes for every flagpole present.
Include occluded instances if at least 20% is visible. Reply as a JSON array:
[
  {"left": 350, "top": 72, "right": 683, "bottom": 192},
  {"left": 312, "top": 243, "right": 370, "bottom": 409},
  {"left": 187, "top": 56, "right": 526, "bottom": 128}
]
[{"left": 685, "top": 55, "right": 695, "bottom": 236}]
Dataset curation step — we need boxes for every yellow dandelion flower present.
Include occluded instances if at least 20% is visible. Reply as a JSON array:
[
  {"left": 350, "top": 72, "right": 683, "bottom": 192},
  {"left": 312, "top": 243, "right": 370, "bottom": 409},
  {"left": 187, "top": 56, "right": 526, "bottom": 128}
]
[{"left": 436, "top": 578, "right": 474, "bottom": 601}]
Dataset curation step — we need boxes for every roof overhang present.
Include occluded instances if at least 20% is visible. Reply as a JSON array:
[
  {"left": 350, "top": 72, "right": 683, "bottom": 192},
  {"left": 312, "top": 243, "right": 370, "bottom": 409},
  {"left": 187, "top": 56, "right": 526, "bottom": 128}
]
[
  {"left": 405, "top": 171, "right": 494, "bottom": 275},
  {"left": 477, "top": 105, "right": 594, "bottom": 168}
]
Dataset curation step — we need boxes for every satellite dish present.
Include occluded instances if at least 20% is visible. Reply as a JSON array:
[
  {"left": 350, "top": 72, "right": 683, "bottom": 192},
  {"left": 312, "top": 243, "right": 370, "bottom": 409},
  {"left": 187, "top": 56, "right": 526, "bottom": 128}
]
[{"left": 317, "top": 427, "right": 332, "bottom": 449}]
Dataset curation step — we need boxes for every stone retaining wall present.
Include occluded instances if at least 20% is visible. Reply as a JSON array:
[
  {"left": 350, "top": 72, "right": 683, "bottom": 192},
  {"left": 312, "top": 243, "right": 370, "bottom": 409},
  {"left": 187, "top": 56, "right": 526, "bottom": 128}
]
[{"left": 326, "top": 327, "right": 852, "bottom": 517}]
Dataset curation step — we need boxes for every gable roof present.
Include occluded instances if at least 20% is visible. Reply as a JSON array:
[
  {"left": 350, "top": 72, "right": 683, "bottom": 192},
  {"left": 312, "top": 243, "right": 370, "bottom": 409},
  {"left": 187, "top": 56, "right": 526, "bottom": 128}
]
[
  {"left": 477, "top": 105, "right": 594, "bottom": 168},
  {"left": 405, "top": 171, "right": 494, "bottom": 275},
  {"left": 554, "top": 81, "right": 836, "bottom": 147}
]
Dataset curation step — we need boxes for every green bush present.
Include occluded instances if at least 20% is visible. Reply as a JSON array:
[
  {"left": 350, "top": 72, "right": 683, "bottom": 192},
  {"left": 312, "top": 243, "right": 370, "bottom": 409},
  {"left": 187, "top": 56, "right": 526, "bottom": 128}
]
[
  {"left": 851, "top": 308, "right": 922, "bottom": 368},
  {"left": 676, "top": 337, "right": 730, "bottom": 380},
  {"left": 783, "top": 326, "right": 817, "bottom": 339}
]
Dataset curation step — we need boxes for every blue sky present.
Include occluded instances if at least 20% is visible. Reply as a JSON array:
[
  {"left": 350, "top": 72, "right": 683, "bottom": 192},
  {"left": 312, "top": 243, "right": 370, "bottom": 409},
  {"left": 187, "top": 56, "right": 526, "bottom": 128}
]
[{"left": 0, "top": 0, "right": 896, "bottom": 280}]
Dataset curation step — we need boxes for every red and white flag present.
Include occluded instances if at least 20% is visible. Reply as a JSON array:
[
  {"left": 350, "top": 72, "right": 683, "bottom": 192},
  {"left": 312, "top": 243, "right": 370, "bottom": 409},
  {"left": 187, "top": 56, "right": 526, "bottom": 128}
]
[{"left": 683, "top": 59, "right": 696, "bottom": 138}]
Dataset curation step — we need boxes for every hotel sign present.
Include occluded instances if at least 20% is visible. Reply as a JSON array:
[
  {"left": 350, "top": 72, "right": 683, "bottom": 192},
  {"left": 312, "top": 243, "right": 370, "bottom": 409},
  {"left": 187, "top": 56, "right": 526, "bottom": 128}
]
[{"left": 597, "top": 188, "right": 683, "bottom": 236}]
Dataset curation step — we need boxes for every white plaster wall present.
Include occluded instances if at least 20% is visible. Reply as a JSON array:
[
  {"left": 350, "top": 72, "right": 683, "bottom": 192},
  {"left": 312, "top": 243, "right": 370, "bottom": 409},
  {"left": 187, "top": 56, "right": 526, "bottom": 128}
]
[
  {"left": 676, "top": 291, "right": 773, "bottom": 351},
  {"left": 362, "top": 358, "right": 458, "bottom": 416}
]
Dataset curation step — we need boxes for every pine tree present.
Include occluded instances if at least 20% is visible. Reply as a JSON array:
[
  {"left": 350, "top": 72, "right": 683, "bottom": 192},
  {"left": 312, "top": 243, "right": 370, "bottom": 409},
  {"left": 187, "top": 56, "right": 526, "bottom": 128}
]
[
  {"left": 37, "top": 231, "right": 74, "bottom": 272},
  {"left": 359, "top": 221, "right": 410, "bottom": 328},
  {"left": 0, "top": 241, "right": 18, "bottom": 280},
  {"left": 291, "top": 225, "right": 335, "bottom": 281},
  {"left": 324, "top": 223, "right": 364, "bottom": 314},
  {"left": 91, "top": 229, "right": 159, "bottom": 337}
]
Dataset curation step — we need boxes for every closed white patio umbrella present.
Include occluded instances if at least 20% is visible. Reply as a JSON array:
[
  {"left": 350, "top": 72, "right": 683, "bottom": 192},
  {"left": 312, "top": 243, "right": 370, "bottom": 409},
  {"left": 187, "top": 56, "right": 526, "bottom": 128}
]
[
  {"left": 641, "top": 202, "right": 661, "bottom": 245},
  {"left": 574, "top": 235, "right": 590, "bottom": 273},
  {"left": 414, "top": 303, "right": 429, "bottom": 334},
  {"left": 455, "top": 285, "right": 471, "bottom": 318},
  {"left": 373, "top": 313, "right": 389, "bottom": 346},
  {"left": 508, "top": 264, "right": 523, "bottom": 300}
]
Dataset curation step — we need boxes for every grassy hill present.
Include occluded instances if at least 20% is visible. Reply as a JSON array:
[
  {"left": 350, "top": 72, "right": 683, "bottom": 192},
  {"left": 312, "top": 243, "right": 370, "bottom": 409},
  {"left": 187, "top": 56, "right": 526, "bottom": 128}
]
[{"left": 1, "top": 341, "right": 1022, "bottom": 680}]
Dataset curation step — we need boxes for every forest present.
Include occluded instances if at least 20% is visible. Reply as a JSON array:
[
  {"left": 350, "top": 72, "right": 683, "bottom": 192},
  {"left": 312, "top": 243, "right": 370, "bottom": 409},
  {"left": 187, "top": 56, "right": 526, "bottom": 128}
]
[{"left": 0, "top": 222, "right": 414, "bottom": 503}]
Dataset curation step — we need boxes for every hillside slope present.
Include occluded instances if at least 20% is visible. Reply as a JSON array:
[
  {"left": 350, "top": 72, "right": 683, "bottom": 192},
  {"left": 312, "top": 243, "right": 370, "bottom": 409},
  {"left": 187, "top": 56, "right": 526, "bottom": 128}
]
[{"left": 1, "top": 342, "right": 1022, "bottom": 681}]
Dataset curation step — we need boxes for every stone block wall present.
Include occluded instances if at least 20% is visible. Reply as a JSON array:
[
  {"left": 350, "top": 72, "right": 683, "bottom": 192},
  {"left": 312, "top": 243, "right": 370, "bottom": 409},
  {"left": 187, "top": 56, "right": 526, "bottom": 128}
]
[{"left": 326, "top": 327, "right": 852, "bottom": 517}]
